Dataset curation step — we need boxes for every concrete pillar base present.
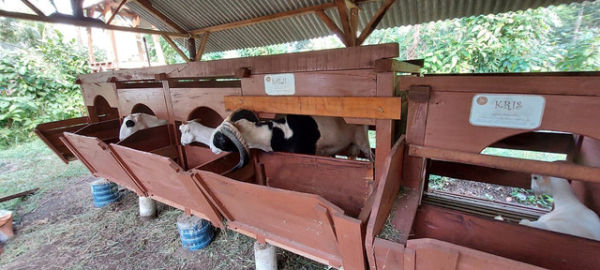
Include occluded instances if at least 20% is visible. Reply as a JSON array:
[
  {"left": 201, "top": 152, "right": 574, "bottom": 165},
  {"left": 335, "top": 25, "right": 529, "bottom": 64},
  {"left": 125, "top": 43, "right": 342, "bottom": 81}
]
[{"left": 254, "top": 241, "right": 277, "bottom": 270}]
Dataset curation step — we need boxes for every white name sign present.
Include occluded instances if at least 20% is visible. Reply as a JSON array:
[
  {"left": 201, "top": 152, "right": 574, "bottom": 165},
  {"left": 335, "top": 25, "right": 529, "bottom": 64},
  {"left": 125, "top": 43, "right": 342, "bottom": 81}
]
[
  {"left": 264, "top": 73, "right": 295, "bottom": 95},
  {"left": 469, "top": 94, "right": 545, "bottom": 129}
]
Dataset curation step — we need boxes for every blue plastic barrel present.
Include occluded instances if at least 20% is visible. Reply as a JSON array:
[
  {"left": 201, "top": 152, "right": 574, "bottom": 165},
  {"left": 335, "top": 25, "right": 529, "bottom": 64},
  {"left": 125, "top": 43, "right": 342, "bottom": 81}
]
[
  {"left": 177, "top": 215, "right": 214, "bottom": 251},
  {"left": 91, "top": 179, "right": 120, "bottom": 207}
]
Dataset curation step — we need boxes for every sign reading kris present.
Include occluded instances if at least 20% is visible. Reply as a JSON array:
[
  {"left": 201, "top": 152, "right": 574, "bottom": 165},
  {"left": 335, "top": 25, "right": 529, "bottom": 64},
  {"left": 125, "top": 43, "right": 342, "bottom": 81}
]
[
  {"left": 469, "top": 94, "right": 545, "bottom": 129},
  {"left": 264, "top": 73, "right": 295, "bottom": 95}
]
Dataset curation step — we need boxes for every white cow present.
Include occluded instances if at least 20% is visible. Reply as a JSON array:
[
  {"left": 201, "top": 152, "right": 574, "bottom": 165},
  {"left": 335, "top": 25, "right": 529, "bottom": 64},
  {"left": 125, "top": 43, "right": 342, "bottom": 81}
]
[
  {"left": 520, "top": 174, "right": 600, "bottom": 241},
  {"left": 119, "top": 113, "right": 168, "bottom": 140},
  {"left": 118, "top": 112, "right": 168, "bottom": 219}
]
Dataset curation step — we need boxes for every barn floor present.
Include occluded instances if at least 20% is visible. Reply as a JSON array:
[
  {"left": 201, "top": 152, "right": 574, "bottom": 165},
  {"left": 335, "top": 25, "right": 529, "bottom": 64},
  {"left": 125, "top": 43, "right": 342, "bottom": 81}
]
[{"left": 0, "top": 141, "right": 327, "bottom": 270}]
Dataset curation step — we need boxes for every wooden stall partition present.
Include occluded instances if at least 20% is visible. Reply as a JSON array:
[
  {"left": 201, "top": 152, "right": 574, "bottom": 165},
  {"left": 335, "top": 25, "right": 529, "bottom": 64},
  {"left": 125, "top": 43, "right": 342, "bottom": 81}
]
[
  {"left": 413, "top": 204, "right": 600, "bottom": 270},
  {"left": 117, "top": 86, "right": 169, "bottom": 120},
  {"left": 396, "top": 74, "right": 600, "bottom": 154},
  {"left": 76, "top": 43, "right": 400, "bottom": 84},
  {"left": 364, "top": 136, "right": 405, "bottom": 269},
  {"left": 80, "top": 82, "right": 120, "bottom": 123},
  {"left": 192, "top": 161, "right": 367, "bottom": 269},
  {"left": 61, "top": 132, "right": 146, "bottom": 196},
  {"left": 110, "top": 144, "right": 224, "bottom": 228},
  {"left": 34, "top": 116, "right": 89, "bottom": 163},
  {"left": 169, "top": 84, "right": 241, "bottom": 168},
  {"left": 259, "top": 152, "right": 374, "bottom": 218},
  {"left": 372, "top": 238, "right": 543, "bottom": 270}
]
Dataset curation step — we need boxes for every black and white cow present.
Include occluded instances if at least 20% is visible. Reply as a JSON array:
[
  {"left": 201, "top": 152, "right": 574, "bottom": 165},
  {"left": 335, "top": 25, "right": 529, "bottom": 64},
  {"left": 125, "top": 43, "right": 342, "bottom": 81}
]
[{"left": 207, "top": 109, "right": 374, "bottom": 167}]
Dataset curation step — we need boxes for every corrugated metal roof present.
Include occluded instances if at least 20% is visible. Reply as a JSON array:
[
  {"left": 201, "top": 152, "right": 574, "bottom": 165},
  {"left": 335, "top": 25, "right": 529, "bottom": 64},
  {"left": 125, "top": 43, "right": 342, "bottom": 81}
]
[{"left": 126, "top": 0, "right": 584, "bottom": 54}]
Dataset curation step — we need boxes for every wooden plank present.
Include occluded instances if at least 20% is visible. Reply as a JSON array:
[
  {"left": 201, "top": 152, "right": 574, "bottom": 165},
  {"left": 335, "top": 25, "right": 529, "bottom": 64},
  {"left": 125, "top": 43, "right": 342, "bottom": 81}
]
[
  {"left": 375, "top": 58, "right": 421, "bottom": 73},
  {"left": 169, "top": 87, "right": 239, "bottom": 121},
  {"left": 397, "top": 74, "right": 600, "bottom": 96},
  {"left": 403, "top": 86, "right": 430, "bottom": 189},
  {"left": 261, "top": 151, "right": 373, "bottom": 218},
  {"left": 389, "top": 188, "right": 420, "bottom": 243},
  {"left": 224, "top": 96, "right": 402, "bottom": 119},
  {"left": 357, "top": 0, "right": 397, "bottom": 45},
  {"left": 81, "top": 82, "right": 119, "bottom": 108},
  {"left": 0, "top": 10, "right": 188, "bottom": 37},
  {"left": 336, "top": 0, "right": 352, "bottom": 46},
  {"left": 375, "top": 72, "right": 396, "bottom": 182},
  {"left": 422, "top": 92, "right": 600, "bottom": 153},
  {"left": 365, "top": 136, "right": 405, "bottom": 269},
  {"left": 0, "top": 188, "right": 39, "bottom": 203},
  {"left": 190, "top": 2, "right": 337, "bottom": 35},
  {"left": 315, "top": 10, "right": 347, "bottom": 46},
  {"left": 134, "top": 0, "right": 187, "bottom": 34},
  {"left": 34, "top": 117, "right": 90, "bottom": 163},
  {"left": 428, "top": 160, "right": 531, "bottom": 189},
  {"left": 241, "top": 70, "right": 377, "bottom": 97},
  {"left": 106, "top": 0, "right": 127, "bottom": 25},
  {"left": 373, "top": 238, "right": 406, "bottom": 270},
  {"left": 110, "top": 143, "right": 224, "bottom": 228},
  {"left": 161, "top": 34, "right": 191, "bottom": 62},
  {"left": 63, "top": 132, "right": 147, "bottom": 195},
  {"left": 77, "top": 43, "right": 399, "bottom": 83},
  {"left": 21, "top": 0, "right": 44, "bottom": 16},
  {"left": 572, "top": 136, "right": 600, "bottom": 215},
  {"left": 414, "top": 204, "right": 600, "bottom": 270},
  {"left": 117, "top": 87, "right": 169, "bottom": 120},
  {"left": 195, "top": 32, "right": 210, "bottom": 61},
  {"left": 194, "top": 168, "right": 349, "bottom": 266},
  {"left": 410, "top": 145, "right": 600, "bottom": 184},
  {"left": 332, "top": 213, "right": 366, "bottom": 270}
]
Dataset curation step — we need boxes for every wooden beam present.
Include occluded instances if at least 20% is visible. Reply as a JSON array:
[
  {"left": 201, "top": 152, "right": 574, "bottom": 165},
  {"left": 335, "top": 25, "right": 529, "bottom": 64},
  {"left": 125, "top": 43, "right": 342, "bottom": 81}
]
[
  {"left": 71, "top": 0, "right": 84, "bottom": 18},
  {"left": 187, "top": 37, "right": 196, "bottom": 61},
  {"left": 357, "top": 0, "right": 396, "bottom": 45},
  {"left": 86, "top": 27, "right": 95, "bottom": 63},
  {"left": 21, "top": 0, "right": 44, "bottom": 16},
  {"left": 195, "top": 32, "right": 210, "bottom": 61},
  {"left": 336, "top": 0, "right": 352, "bottom": 46},
  {"left": 374, "top": 58, "right": 422, "bottom": 73},
  {"left": 190, "top": 2, "right": 339, "bottom": 35},
  {"left": 134, "top": 0, "right": 187, "bottom": 34},
  {"left": 409, "top": 145, "right": 600, "bottom": 184},
  {"left": 106, "top": 0, "right": 128, "bottom": 25},
  {"left": 0, "top": 188, "right": 39, "bottom": 203},
  {"left": 315, "top": 10, "right": 348, "bottom": 47},
  {"left": 161, "top": 34, "right": 191, "bottom": 62},
  {"left": 0, "top": 9, "right": 188, "bottom": 37},
  {"left": 348, "top": 4, "right": 359, "bottom": 46},
  {"left": 224, "top": 96, "right": 402, "bottom": 120}
]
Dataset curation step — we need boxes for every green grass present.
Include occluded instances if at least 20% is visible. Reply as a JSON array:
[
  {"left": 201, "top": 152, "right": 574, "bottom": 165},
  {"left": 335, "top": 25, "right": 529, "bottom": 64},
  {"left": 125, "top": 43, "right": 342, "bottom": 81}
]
[
  {"left": 481, "top": 147, "right": 567, "bottom": 162},
  {"left": 0, "top": 139, "right": 88, "bottom": 212}
]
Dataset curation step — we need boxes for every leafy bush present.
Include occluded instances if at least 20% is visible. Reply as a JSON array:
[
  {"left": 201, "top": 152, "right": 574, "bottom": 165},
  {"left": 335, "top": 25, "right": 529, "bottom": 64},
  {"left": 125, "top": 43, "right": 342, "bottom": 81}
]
[{"left": 0, "top": 28, "right": 89, "bottom": 148}]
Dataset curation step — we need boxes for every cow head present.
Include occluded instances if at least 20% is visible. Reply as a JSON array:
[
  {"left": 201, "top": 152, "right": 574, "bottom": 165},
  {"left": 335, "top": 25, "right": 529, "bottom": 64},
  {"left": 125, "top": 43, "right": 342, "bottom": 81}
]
[
  {"left": 209, "top": 109, "right": 257, "bottom": 171},
  {"left": 119, "top": 113, "right": 167, "bottom": 140}
]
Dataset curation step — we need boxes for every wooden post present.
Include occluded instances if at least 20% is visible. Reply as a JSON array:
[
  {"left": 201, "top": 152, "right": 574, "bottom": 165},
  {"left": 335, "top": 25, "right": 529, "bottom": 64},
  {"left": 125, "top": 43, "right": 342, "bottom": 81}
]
[
  {"left": 104, "top": 6, "right": 119, "bottom": 68},
  {"left": 86, "top": 27, "right": 95, "bottom": 64},
  {"left": 187, "top": 37, "right": 196, "bottom": 61},
  {"left": 152, "top": 33, "right": 166, "bottom": 65}
]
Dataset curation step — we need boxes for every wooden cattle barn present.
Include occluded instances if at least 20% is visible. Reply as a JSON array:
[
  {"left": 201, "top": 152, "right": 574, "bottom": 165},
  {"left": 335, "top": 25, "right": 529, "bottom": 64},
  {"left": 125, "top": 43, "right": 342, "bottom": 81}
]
[{"left": 3, "top": 0, "right": 599, "bottom": 269}]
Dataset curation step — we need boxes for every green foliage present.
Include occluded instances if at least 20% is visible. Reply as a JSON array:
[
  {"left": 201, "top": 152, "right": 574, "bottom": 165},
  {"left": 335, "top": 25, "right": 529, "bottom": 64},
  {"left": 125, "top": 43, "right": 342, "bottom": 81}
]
[
  {"left": 0, "top": 23, "right": 89, "bottom": 148},
  {"left": 364, "top": 1, "right": 600, "bottom": 73}
]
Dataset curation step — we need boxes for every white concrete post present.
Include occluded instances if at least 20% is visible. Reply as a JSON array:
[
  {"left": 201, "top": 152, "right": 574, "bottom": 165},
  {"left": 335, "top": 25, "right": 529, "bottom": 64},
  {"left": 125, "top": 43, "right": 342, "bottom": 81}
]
[
  {"left": 254, "top": 241, "right": 277, "bottom": 270},
  {"left": 139, "top": 196, "right": 156, "bottom": 219}
]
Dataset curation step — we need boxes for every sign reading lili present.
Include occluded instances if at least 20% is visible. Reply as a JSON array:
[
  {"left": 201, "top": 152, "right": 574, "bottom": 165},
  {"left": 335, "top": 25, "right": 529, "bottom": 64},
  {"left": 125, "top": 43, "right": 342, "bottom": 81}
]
[
  {"left": 469, "top": 94, "right": 545, "bottom": 129},
  {"left": 264, "top": 73, "right": 295, "bottom": 95}
]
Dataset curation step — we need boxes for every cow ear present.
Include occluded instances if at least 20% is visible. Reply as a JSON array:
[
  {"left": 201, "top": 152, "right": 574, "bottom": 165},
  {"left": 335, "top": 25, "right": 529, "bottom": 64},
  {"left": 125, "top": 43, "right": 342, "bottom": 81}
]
[{"left": 230, "top": 109, "right": 259, "bottom": 123}]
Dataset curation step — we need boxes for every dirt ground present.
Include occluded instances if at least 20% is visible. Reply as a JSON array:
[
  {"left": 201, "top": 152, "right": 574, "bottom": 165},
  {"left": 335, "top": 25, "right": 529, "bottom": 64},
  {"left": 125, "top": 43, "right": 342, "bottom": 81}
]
[{"left": 0, "top": 175, "right": 326, "bottom": 270}]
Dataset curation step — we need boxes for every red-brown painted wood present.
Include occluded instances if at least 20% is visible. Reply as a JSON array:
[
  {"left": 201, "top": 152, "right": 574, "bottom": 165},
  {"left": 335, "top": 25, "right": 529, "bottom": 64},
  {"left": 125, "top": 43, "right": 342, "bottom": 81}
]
[
  {"left": 34, "top": 116, "right": 89, "bottom": 163},
  {"left": 110, "top": 144, "right": 224, "bottom": 228},
  {"left": 413, "top": 204, "right": 600, "bottom": 270}
]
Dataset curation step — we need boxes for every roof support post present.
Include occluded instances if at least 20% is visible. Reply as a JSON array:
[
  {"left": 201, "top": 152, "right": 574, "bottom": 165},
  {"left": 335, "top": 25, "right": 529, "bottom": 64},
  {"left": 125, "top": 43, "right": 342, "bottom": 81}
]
[
  {"left": 357, "top": 0, "right": 397, "bottom": 45},
  {"left": 195, "top": 32, "right": 210, "bottom": 61},
  {"left": 187, "top": 37, "right": 196, "bottom": 61},
  {"left": 162, "top": 34, "right": 191, "bottom": 62}
]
